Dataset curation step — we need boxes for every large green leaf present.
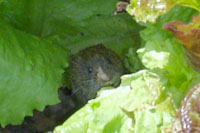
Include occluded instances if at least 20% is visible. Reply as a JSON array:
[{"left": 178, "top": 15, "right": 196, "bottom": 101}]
[
  {"left": 0, "top": 0, "right": 118, "bottom": 36},
  {"left": 0, "top": 0, "right": 143, "bottom": 55},
  {"left": 0, "top": 21, "right": 68, "bottom": 126},
  {"left": 64, "top": 14, "right": 143, "bottom": 55}
]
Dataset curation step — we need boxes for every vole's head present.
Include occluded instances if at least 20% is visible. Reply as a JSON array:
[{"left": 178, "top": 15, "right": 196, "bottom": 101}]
[{"left": 69, "top": 44, "right": 124, "bottom": 104}]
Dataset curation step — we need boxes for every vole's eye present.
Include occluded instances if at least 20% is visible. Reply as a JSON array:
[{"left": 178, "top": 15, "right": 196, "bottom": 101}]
[{"left": 87, "top": 67, "right": 93, "bottom": 73}]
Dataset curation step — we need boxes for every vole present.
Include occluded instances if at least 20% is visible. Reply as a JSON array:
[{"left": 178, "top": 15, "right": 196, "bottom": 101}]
[
  {"left": 69, "top": 44, "right": 124, "bottom": 105},
  {"left": 0, "top": 45, "right": 124, "bottom": 132}
]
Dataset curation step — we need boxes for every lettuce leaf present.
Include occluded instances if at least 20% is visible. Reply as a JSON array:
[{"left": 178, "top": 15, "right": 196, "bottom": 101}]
[
  {"left": 0, "top": 21, "right": 68, "bottom": 126},
  {"left": 53, "top": 2, "right": 200, "bottom": 133},
  {"left": 172, "top": 83, "right": 200, "bottom": 132},
  {"left": 124, "top": 47, "right": 144, "bottom": 73},
  {"left": 127, "top": 0, "right": 200, "bottom": 23},
  {"left": 0, "top": 0, "right": 118, "bottom": 35},
  {"left": 163, "top": 15, "right": 200, "bottom": 71},
  {"left": 54, "top": 70, "right": 175, "bottom": 133},
  {"left": 54, "top": 4, "right": 200, "bottom": 133},
  {"left": 139, "top": 6, "right": 200, "bottom": 107},
  {"left": 0, "top": 0, "right": 143, "bottom": 56},
  {"left": 137, "top": 48, "right": 170, "bottom": 70},
  {"left": 0, "top": 0, "right": 144, "bottom": 126},
  {"left": 64, "top": 13, "right": 143, "bottom": 55}
]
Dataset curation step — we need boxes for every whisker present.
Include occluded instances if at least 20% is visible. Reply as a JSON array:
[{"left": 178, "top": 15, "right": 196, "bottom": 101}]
[
  {"left": 71, "top": 80, "right": 91, "bottom": 94},
  {"left": 81, "top": 79, "right": 94, "bottom": 84},
  {"left": 71, "top": 79, "right": 94, "bottom": 96}
]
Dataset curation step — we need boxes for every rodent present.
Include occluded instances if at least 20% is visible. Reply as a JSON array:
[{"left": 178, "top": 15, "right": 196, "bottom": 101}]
[
  {"left": 0, "top": 45, "right": 124, "bottom": 132},
  {"left": 69, "top": 44, "right": 124, "bottom": 105}
]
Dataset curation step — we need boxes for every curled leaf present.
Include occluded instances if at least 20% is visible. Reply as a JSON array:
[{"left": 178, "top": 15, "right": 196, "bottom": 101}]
[
  {"left": 163, "top": 15, "right": 200, "bottom": 71},
  {"left": 137, "top": 48, "right": 170, "bottom": 70},
  {"left": 127, "top": 0, "right": 200, "bottom": 23},
  {"left": 172, "top": 83, "right": 200, "bottom": 132},
  {"left": 127, "top": 0, "right": 176, "bottom": 23}
]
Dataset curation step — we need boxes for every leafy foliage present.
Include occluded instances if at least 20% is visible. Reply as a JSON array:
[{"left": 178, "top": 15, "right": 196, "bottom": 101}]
[
  {"left": 0, "top": 0, "right": 118, "bottom": 36},
  {"left": 139, "top": 6, "right": 200, "bottom": 106},
  {"left": 163, "top": 15, "right": 200, "bottom": 71},
  {"left": 138, "top": 48, "right": 170, "bottom": 70},
  {"left": 0, "top": 0, "right": 143, "bottom": 126},
  {"left": 0, "top": 0, "right": 143, "bottom": 55},
  {"left": 54, "top": 4, "right": 200, "bottom": 133},
  {"left": 54, "top": 70, "right": 174, "bottom": 133},
  {"left": 127, "top": 0, "right": 200, "bottom": 23},
  {"left": 0, "top": 21, "right": 68, "bottom": 126},
  {"left": 1, "top": 0, "right": 200, "bottom": 132},
  {"left": 127, "top": 0, "right": 176, "bottom": 23}
]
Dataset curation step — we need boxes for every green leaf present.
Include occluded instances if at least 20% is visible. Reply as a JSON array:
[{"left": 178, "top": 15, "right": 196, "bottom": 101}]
[
  {"left": 163, "top": 15, "right": 200, "bottom": 71},
  {"left": 0, "top": 0, "right": 145, "bottom": 126},
  {"left": 133, "top": 110, "right": 173, "bottom": 133},
  {"left": 127, "top": 0, "right": 200, "bottom": 23},
  {"left": 124, "top": 47, "right": 144, "bottom": 73},
  {"left": 179, "top": 0, "right": 200, "bottom": 12},
  {"left": 127, "top": 0, "right": 176, "bottom": 23},
  {"left": 0, "top": 21, "right": 68, "bottom": 126},
  {"left": 137, "top": 48, "right": 170, "bottom": 70},
  {"left": 0, "top": 0, "right": 118, "bottom": 36},
  {"left": 0, "top": 0, "right": 144, "bottom": 55},
  {"left": 54, "top": 70, "right": 175, "bottom": 133},
  {"left": 139, "top": 5, "right": 200, "bottom": 106},
  {"left": 65, "top": 14, "right": 143, "bottom": 55}
]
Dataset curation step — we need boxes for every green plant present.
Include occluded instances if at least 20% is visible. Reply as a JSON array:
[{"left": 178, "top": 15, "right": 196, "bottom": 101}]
[
  {"left": 0, "top": 0, "right": 142, "bottom": 127},
  {"left": 1, "top": 0, "right": 200, "bottom": 132}
]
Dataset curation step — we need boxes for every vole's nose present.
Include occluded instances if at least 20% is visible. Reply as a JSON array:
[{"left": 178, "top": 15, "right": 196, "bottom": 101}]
[{"left": 97, "top": 67, "right": 110, "bottom": 81}]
